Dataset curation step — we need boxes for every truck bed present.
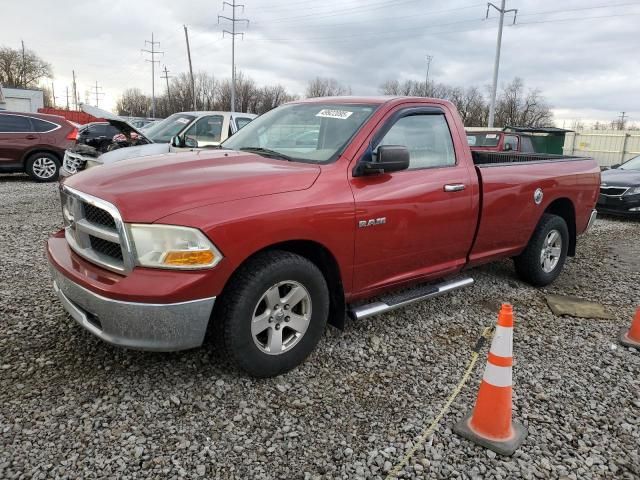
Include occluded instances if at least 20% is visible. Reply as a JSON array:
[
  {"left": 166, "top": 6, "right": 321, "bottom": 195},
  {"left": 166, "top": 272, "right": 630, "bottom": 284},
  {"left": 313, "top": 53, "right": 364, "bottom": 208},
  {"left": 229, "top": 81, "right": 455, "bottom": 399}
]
[{"left": 472, "top": 151, "right": 587, "bottom": 166}]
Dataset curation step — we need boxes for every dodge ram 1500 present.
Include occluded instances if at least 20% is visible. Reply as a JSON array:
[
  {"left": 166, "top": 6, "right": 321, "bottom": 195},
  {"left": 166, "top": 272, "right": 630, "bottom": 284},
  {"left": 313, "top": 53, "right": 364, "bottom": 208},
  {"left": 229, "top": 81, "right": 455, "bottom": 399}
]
[{"left": 48, "top": 96, "right": 600, "bottom": 377}]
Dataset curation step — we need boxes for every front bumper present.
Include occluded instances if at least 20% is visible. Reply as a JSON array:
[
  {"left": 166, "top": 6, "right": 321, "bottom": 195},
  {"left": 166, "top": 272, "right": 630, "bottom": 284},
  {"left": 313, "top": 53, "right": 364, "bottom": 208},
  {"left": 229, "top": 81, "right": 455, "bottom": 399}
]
[
  {"left": 49, "top": 254, "right": 216, "bottom": 352},
  {"left": 597, "top": 193, "right": 640, "bottom": 217}
]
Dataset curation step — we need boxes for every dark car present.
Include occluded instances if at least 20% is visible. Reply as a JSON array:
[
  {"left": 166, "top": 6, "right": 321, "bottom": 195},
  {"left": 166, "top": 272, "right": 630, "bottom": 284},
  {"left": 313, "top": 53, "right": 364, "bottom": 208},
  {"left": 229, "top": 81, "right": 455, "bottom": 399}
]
[
  {"left": 597, "top": 155, "right": 640, "bottom": 217},
  {"left": 77, "top": 122, "right": 126, "bottom": 153},
  {"left": 0, "top": 111, "right": 77, "bottom": 181}
]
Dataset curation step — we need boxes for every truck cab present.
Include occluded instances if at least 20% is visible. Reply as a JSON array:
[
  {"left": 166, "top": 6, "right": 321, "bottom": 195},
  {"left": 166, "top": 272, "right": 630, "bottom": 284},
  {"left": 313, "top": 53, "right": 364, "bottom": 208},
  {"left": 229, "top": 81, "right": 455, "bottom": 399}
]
[{"left": 466, "top": 130, "right": 536, "bottom": 153}]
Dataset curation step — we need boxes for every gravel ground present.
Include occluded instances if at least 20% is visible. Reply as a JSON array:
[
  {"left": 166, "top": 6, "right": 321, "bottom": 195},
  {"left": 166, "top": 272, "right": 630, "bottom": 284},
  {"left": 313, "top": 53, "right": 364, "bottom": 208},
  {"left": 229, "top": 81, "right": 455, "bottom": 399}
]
[{"left": 1, "top": 173, "right": 639, "bottom": 480}]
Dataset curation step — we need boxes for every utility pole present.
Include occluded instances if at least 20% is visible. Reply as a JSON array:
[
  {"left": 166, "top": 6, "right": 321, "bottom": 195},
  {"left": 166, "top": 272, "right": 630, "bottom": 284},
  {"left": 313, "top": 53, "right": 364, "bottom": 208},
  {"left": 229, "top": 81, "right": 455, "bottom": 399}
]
[
  {"left": 72, "top": 70, "right": 79, "bottom": 110},
  {"left": 218, "top": 1, "right": 249, "bottom": 112},
  {"left": 20, "top": 40, "right": 26, "bottom": 87},
  {"left": 142, "top": 33, "right": 163, "bottom": 118},
  {"left": 161, "top": 66, "right": 172, "bottom": 110},
  {"left": 618, "top": 112, "right": 627, "bottom": 130},
  {"left": 183, "top": 25, "right": 197, "bottom": 111},
  {"left": 425, "top": 54, "right": 433, "bottom": 97},
  {"left": 51, "top": 81, "right": 56, "bottom": 108},
  {"left": 486, "top": 1, "right": 517, "bottom": 128},
  {"left": 65, "top": 86, "right": 70, "bottom": 110},
  {"left": 92, "top": 81, "right": 105, "bottom": 108}
]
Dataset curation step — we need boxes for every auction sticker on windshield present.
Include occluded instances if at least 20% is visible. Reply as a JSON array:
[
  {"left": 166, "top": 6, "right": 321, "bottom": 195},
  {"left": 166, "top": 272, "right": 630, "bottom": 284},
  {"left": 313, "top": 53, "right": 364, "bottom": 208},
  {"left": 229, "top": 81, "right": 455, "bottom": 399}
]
[
  {"left": 176, "top": 118, "right": 190, "bottom": 124},
  {"left": 316, "top": 109, "right": 353, "bottom": 120}
]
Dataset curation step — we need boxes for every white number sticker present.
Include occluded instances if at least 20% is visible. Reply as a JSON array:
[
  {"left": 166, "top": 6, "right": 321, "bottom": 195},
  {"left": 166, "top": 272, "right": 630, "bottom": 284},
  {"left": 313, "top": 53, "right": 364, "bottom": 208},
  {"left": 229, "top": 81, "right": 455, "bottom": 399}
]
[
  {"left": 316, "top": 109, "right": 353, "bottom": 120},
  {"left": 176, "top": 117, "right": 190, "bottom": 124},
  {"left": 486, "top": 133, "right": 498, "bottom": 139}
]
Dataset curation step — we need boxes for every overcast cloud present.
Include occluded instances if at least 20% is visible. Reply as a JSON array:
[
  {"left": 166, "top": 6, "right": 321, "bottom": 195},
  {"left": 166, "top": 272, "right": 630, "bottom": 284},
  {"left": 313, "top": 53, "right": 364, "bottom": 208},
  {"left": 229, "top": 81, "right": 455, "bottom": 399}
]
[{"left": 1, "top": 0, "right": 639, "bottom": 126}]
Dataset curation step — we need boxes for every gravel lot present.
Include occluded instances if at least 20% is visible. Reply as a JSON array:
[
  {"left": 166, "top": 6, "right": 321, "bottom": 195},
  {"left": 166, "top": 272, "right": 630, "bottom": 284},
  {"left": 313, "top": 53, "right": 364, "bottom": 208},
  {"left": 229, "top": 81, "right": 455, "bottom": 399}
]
[{"left": 1, "top": 174, "right": 639, "bottom": 480}]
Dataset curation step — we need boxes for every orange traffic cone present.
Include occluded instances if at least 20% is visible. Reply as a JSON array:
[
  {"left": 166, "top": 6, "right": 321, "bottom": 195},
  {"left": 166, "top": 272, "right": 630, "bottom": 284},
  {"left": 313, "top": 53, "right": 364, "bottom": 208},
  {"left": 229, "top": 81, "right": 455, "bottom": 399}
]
[
  {"left": 619, "top": 307, "right": 640, "bottom": 349},
  {"left": 454, "top": 303, "right": 527, "bottom": 456}
]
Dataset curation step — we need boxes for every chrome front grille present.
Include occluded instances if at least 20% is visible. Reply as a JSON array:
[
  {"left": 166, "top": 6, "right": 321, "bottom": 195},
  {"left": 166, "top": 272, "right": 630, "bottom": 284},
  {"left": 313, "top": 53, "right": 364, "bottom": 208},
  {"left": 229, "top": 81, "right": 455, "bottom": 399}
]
[
  {"left": 63, "top": 150, "right": 87, "bottom": 174},
  {"left": 60, "top": 186, "right": 134, "bottom": 274},
  {"left": 600, "top": 186, "right": 629, "bottom": 197}
]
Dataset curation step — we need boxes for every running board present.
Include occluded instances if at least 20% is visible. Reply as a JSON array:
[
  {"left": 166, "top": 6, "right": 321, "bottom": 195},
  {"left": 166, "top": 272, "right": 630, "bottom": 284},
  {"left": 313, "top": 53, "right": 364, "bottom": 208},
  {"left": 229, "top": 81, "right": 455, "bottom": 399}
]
[{"left": 348, "top": 277, "right": 474, "bottom": 321}]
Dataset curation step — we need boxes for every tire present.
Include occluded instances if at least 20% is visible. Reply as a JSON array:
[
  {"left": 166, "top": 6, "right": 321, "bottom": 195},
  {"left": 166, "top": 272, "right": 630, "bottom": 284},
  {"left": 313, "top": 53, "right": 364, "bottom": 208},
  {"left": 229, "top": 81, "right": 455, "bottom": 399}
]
[
  {"left": 25, "top": 152, "right": 60, "bottom": 182},
  {"left": 215, "top": 250, "right": 329, "bottom": 377},
  {"left": 514, "top": 213, "right": 569, "bottom": 287}
]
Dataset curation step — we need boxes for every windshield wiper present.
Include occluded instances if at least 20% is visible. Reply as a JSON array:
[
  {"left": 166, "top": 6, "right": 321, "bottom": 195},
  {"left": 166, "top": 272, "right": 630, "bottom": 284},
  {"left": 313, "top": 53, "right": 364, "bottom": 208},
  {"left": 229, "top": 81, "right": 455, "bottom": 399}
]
[{"left": 239, "top": 147, "right": 293, "bottom": 161}]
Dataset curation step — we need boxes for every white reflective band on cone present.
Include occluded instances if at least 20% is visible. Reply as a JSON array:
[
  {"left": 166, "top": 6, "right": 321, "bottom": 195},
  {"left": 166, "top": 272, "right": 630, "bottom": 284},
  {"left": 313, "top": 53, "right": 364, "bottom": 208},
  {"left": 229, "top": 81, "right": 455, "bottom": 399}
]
[
  {"left": 490, "top": 325, "right": 513, "bottom": 358},
  {"left": 483, "top": 363, "right": 513, "bottom": 388}
]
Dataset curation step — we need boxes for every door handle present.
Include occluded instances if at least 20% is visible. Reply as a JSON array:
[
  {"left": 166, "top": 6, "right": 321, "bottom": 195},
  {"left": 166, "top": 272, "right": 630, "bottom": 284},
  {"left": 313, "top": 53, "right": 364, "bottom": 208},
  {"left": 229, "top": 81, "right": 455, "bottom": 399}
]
[
  {"left": 444, "top": 184, "right": 466, "bottom": 192},
  {"left": 25, "top": 135, "right": 37, "bottom": 140}
]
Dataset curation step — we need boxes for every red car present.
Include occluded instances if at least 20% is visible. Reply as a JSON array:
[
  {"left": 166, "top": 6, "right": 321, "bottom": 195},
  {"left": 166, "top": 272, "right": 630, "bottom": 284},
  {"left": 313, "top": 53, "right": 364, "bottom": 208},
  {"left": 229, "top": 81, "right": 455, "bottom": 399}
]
[
  {"left": 48, "top": 96, "right": 600, "bottom": 377},
  {"left": 0, "top": 111, "right": 77, "bottom": 181},
  {"left": 466, "top": 130, "right": 536, "bottom": 153}
]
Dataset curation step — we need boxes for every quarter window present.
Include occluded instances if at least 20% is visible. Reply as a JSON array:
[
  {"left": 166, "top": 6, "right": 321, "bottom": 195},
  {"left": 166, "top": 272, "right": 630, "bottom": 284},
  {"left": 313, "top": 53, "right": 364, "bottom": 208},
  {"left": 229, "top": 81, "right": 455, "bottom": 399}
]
[
  {"left": 31, "top": 118, "right": 59, "bottom": 133},
  {"left": 377, "top": 114, "right": 456, "bottom": 169},
  {"left": 0, "top": 114, "right": 32, "bottom": 133},
  {"left": 504, "top": 135, "right": 519, "bottom": 151}
]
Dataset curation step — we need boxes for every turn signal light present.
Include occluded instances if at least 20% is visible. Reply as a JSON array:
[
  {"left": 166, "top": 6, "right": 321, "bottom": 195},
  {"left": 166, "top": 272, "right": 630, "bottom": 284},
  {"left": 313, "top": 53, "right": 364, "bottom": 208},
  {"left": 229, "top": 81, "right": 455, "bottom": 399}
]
[{"left": 163, "top": 250, "right": 216, "bottom": 267}]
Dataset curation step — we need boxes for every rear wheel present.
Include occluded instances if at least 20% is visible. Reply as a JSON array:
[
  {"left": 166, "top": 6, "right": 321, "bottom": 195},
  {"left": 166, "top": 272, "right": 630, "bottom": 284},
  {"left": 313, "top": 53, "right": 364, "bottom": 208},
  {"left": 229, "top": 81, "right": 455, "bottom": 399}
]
[
  {"left": 514, "top": 214, "right": 569, "bottom": 286},
  {"left": 215, "top": 251, "right": 329, "bottom": 377},
  {"left": 25, "top": 152, "right": 60, "bottom": 182}
]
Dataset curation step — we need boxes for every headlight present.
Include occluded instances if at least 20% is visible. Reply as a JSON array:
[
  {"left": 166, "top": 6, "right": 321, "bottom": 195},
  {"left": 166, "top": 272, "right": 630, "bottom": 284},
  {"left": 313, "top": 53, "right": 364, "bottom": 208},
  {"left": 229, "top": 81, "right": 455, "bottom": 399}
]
[
  {"left": 86, "top": 160, "right": 102, "bottom": 169},
  {"left": 626, "top": 186, "right": 640, "bottom": 195},
  {"left": 128, "top": 224, "right": 223, "bottom": 269}
]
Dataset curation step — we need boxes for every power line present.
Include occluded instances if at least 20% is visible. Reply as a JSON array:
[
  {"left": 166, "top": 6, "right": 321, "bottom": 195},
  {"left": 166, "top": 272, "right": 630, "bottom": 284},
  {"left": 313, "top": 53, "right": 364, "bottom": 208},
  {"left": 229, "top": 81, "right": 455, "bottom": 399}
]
[
  {"left": 91, "top": 81, "right": 105, "bottom": 108},
  {"left": 514, "top": 11, "right": 640, "bottom": 26},
  {"left": 142, "top": 32, "right": 163, "bottom": 118},
  {"left": 486, "top": 1, "right": 517, "bottom": 128},
  {"left": 218, "top": 0, "right": 249, "bottom": 112}
]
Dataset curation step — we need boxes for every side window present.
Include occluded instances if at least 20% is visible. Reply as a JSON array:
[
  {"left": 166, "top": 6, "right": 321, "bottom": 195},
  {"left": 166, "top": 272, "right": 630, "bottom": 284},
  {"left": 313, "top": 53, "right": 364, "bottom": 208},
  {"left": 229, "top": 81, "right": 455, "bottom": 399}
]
[
  {"left": 235, "top": 117, "right": 253, "bottom": 130},
  {"left": 377, "top": 114, "right": 456, "bottom": 169},
  {"left": 30, "top": 118, "right": 58, "bottom": 133},
  {"left": 504, "top": 135, "right": 519, "bottom": 152},
  {"left": 520, "top": 136, "right": 535, "bottom": 153},
  {"left": 0, "top": 114, "right": 32, "bottom": 133},
  {"left": 186, "top": 115, "right": 224, "bottom": 144},
  {"left": 105, "top": 125, "right": 121, "bottom": 137}
]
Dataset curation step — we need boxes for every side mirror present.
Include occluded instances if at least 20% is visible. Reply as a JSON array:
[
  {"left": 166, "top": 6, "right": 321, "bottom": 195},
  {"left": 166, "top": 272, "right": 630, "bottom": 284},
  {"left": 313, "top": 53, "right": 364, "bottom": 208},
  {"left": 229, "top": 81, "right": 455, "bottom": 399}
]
[
  {"left": 170, "top": 135, "right": 183, "bottom": 148},
  {"left": 610, "top": 163, "right": 621, "bottom": 169},
  {"left": 184, "top": 136, "right": 199, "bottom": 148},
  {"left": 355, "top": 145, "right": 410, "bottom": 176}
]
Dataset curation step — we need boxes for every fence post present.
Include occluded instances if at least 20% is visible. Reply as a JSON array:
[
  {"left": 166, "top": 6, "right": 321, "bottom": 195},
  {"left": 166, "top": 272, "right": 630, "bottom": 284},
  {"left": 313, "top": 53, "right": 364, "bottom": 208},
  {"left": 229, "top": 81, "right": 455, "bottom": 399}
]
[{"left": 620, "top": 132, "right": 629, "bottom": 164}]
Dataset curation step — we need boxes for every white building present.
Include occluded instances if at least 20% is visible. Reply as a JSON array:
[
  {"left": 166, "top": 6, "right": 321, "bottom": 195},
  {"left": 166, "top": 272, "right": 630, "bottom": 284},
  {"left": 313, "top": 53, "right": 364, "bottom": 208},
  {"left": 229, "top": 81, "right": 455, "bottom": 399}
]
[{"left": 0, "top": 84, "right": 44, "bottom": 112}]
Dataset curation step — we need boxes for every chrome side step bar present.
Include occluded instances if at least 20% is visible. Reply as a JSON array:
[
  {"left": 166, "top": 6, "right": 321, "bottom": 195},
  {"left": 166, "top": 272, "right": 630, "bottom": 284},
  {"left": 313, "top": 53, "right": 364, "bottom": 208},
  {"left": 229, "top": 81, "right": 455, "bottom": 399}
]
[{"left": 348, "top": 277, "right": 474, "bottom": 321}]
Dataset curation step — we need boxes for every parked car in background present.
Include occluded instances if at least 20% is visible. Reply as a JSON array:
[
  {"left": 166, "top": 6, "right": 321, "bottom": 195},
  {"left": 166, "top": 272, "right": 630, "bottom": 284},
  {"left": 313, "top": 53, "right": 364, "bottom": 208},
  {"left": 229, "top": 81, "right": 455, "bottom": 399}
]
[
  {"left": 48, "top": 96, "right": 599, "bottom": 376},
  {"left": 466, "top": 130, "right": 536, "bottom": 153},
  {"left": 61, "top": 111, "right": 256, "bottom": 177},
  {"left": 0, "top": 111, "right": 77, "bottom": 181},
  {"left": 597, "top": 155, "right": 640, "bottom": 217},
  {"left": 128, "top": 117, "right": 158, "bottom": 130}
]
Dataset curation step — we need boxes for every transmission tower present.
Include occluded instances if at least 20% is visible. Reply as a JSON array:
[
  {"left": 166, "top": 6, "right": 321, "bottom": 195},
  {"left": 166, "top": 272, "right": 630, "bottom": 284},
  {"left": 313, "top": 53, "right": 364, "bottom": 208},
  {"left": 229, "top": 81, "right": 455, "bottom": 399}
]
[
  {"left": 161, "top": 65, "right": 173, "bottom": 109},
  {"left": 142, "top": 33, "right": 164, "bottom": 118},
  {"left": 218, "top": 1, "right": 249, "bottom": 112},
  {"left": 92, "top": 81, "right": 105, "bottom": 108}
]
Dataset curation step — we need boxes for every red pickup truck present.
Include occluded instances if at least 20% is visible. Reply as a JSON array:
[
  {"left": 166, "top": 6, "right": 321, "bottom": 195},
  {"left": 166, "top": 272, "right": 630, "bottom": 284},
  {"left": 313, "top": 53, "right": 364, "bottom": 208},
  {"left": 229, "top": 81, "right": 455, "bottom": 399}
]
[{"left": 48, "top": 97, "right": 600, "bottom": 377}]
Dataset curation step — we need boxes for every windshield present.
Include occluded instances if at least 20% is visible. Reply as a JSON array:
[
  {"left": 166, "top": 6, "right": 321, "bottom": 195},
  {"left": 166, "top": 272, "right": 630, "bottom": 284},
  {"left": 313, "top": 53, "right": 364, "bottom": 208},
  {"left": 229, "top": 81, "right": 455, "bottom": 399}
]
[
  {"left": 222, "top": 103, "right": 377, "bottom": 163},
  {"left": 144, "top": 113, "right": 196, "bottom": 143},
  {"left": 619, "top": 155, "right": 640, "bottom": 170},
  {"left": 467, "top": 133, "right": 500, "bottom": 147}
]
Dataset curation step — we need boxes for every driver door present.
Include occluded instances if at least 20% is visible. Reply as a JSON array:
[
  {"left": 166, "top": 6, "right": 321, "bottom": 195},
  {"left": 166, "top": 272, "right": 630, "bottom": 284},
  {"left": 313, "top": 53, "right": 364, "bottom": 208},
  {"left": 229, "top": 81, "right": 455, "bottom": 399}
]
[
  {"left": 350, "top": 107, "right": 476, "bottom": 294},
  {"left": 180, "top": 115, "right": 224, "bottom": 149}
]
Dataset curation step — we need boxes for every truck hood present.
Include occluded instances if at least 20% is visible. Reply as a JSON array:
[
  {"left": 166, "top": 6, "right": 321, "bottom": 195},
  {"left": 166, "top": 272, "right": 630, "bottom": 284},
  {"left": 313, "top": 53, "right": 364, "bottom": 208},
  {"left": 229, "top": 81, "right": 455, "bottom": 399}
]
[
  {"left": 601, "top": 168, "right": 640, "bottom": 187},
  {"left": 96, "top": 143, "right": 171, "bottom": 164},
  {"left": 64, "top": 150, "right": 321, "bottom": 222},
  {"left": 80, "top": 104, "right": 152, "bottom": 143}
]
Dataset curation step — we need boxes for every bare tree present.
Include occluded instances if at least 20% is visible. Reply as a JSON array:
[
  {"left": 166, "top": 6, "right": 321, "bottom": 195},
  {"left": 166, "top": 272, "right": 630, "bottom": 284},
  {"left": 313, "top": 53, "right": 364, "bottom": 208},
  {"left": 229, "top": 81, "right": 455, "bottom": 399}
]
[
  {"left": 0, "top": 45, "right": 52, "bottom": 89},
  {"left": 305, "top": 77, "right": 351, "bottom": 98},
  {"left": 494, "top": 78, "right": 553, "bottom": 128},
  {"left": 116, "top": 88, "right": 152, "bottom": 117}
]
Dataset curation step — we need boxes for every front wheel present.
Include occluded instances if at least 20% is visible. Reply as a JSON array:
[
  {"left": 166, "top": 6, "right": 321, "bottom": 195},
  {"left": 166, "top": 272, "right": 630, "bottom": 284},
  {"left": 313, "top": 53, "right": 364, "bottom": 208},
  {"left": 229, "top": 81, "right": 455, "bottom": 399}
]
[
  {"left": 25, "top": 152, "right": 60, "bottom": 182},
  {"left": 514, "top": 214, "right": 569, "bottom": 287},
  {"left": 215, "top": 251, "right": 329, "bottom": 377}
]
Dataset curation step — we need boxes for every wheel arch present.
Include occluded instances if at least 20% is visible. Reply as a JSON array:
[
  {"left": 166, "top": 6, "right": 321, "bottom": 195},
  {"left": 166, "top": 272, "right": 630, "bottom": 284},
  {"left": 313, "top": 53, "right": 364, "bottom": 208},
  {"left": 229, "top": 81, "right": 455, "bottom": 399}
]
[
  {"left": 220, "top": 239, "right": 347, "bottom": 329},
  {"left": 23, "top": 148, "right": 63, "bottom": 165},
  {"left": 544, "top": 198, "right": 576, "bottom": 256}
]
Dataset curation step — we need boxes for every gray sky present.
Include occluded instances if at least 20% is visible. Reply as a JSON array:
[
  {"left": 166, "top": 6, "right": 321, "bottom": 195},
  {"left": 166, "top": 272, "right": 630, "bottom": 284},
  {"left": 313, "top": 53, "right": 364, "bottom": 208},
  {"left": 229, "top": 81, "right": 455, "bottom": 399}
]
[{"left": 2, "top": 0, "right": 639, "bottom": 126}]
